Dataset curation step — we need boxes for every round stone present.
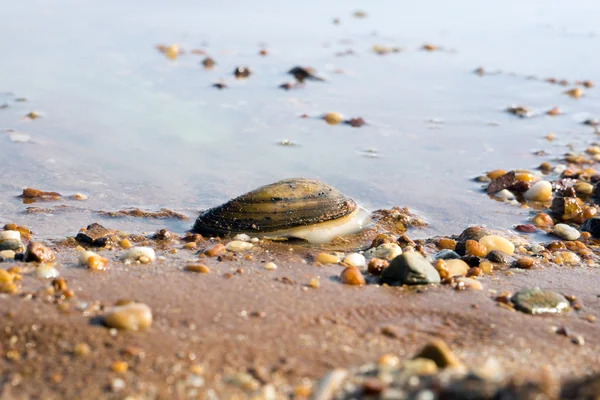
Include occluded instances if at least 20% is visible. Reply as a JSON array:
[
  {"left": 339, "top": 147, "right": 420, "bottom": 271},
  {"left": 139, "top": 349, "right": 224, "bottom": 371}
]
[
  {"left": 553, "top": 224, "right": 581, "bottom": 241},
  {"left": 445, "top": 259, "right": 469, "bottom": 277},
  {"left": 365, "top": 243, "right": 402, "bottom": 260},
  {"left": 104, "top": 302, "right": 153, "bottom": 331},
  {"left": 511, "top": 288, "right": 570, "bottom": 315},
  {"left": 343, "top": 253, "right": 366, "bottom": 268},
  {"left": 478, "top": 235, "right": 514, "bottom": 256},
  {"left": 381, "top": 252, "right": 440, "bottom": 285},
  {"left": 524, "top": 181, "right": 552, "bottom": 202},
  {"left": 225, "top": 240, "right": 254, "bottom": 252},
  {"left": 121, "top": 247, "right": 155, "bottom": 264}
]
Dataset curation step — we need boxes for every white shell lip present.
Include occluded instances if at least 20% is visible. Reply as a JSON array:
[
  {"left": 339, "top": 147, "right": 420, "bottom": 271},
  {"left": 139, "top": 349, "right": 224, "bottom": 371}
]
[{"left": 260, "top": 206, "right": 371, "bottom": 244}]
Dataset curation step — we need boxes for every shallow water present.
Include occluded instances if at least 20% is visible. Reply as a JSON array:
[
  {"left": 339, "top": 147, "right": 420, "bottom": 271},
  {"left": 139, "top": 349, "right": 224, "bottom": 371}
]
[{"left": 1, "top": 0, "right": 599, "bottom": 239}]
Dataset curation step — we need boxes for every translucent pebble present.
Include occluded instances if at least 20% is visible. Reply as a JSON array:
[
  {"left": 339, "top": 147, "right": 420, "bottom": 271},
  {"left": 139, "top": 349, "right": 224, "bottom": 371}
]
[
  {"left": 0, "top": 230, "right": 20, "bottom": 241},
  {"left": 225, "top": 240, "right": 254, "bottom": 252},
  {"left": 343, "top": 253, "right": 366, "bottom": 268},
  {"left": 479, "top": 235, "right": 515, "bottom": 256},
  {"left": 524, "top": 181, "right": 552, "bottom": 201},
  {"left": 121, "top": 247, "right": 156, "bottom": 264},
  {"left": 553, "top": 224, "right": 581, "bottom": 241},
  {"left": 264, "top": 262, "right": 277, "bottom": 270},
  {"left": 445, "top": 259, "right": 469, "bottom": 277},
  {"left": 104, "top": 302, "right": 153, "bottom": 331},
  {"left": 494, "top": 189, "right": 515, "bottom": 201},
  {"left": 36, "top": 264, "right": 60, "bottom": 279},
  {"left": 233, "top": 233, "right": 251, "bottom": 242}
]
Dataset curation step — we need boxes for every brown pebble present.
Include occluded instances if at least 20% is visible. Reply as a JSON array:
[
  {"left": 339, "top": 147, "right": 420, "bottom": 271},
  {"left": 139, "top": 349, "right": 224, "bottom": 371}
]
[
  {"left": 340, "top": 266, "right": 365, "bottom": 285},
  {"left": 367, "top": 258, "right": 388, "bottom": 276},
  {"left": 413, "top": 339, "right": 463, "bottom": 369},
  {"left": 52, "top": 278, "right": 67, "bottom": 292},
  {"left": 205, "top": 243, "right": 226, "bottom": 257},
  {"left": 515, "top": 224, "right": 537, "bottom": 233},
  {"left": 465, "top": 240, "right": 487, "bottom": 257},
  {"left": 185, "top": 264, "right": 210, "bottom": 273},
  {"left": 24, "top": 242, "right": 55, "bottom": 263},
  {"left": 436, "top": 238, "right": 456, "bottom": 250},
  {"left": 515, "top": 257, "right": 537, "bottom": 269},
  {"left": 532, "top": 213, "right": 554, "bottom": 227},
  {"left": 362, "top": 377, "right": 385, "bottom": 394},
  {"left": 466, "top": 267, "right": 483, "bottom": 277}
]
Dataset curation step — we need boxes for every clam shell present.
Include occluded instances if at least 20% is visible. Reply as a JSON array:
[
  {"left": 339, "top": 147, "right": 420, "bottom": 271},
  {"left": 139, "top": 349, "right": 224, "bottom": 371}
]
[{"left": 193, "top": 178, "right": 357, "bottom": 235}]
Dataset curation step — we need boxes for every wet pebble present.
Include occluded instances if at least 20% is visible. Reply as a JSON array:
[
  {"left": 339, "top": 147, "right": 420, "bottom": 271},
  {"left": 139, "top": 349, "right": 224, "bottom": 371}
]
[
  {"left": 0, "top": 250, "right": 15, "bottom": 260},
  {"left": 233, "top": 233, "right": 251, "bottom": 242},
  {"left": 532, "top": 213, "right": 554, "bottom": 228},
  {"left": 553, "top": 224, "right": 580, "bottom": 241},
  {"left": 524, "top": 181, "right": 553, "bottom": 202},
  {"left": 433, "top": 249, "right": 461, "bottom": 260},
  {"left": 323, "top": 112, "right": 343, "bottom": 125},
  {"left": 225, "top": 240, "right": 253, "bottom": 252},
  {"left": 455, "top": 277, "right": 483, "bottom": 291},
  {"left": 343, "top": 253, "right": 365, "bottom": 268},
  {"left": 104, "top": 302, "right": 153, "bottom": 331},
  {"left": 511, "top": 287, "right": 570, "bottom": 315},
  {"left": 574, "top": 182, "right": 594, "bottom": 195},
  {"left": 312, "top": 369, "right": 348, "bottom": 400},
  {"left": 25, "top": 242, "right": 55, "bottom": 263},
  {"left": 479, "top": 235, "right": 514, "bottom": 256},
  {"left": 204, "top": 243, "right": 226, "bottom": 257},
  {"left": 381, "top": 252, "right": 440, "bottom": 285},
  {"left": 121, "top": 247, "right": 155, "bottom": 264},
  {"left": 486, "top": 250, "right": 511, "bottom": 264},
  {"left": 264, "top": 262, "right": 277, "bottom": 271},
  {"left": 314, "top": 252, "right": 340, "bottom": 265},
  {"left": 35, "top": 264, "right": 60, "bottom": 279},
  {"left": 445, "top": 259, "right": 469, "bottom": 277},
  {"left": 580, "top": 217, "right": 600, "bottom": 238},
  {"left": 414, "top": 339, "right": 463, "bottom": 369},
  {"left": 493, "top": 189, "right": 515, "bottom": 201},
  {"left": 79, "top": 250, "right": 109, "bottom": 271},
  {"left": 340, "top": 266, "right": 365, "bottom": 285},
  {"left": 365, "top": 243, "right": 402, "bottom": 260},
  {"left": 185, "top": 264, "right": 210, "bottom": 273},
  {"left": 76, "top": 223, "right": 115, "bottom": 247},
  {"left": 367, "top": 258, "right": 388, "bottom": 276}
]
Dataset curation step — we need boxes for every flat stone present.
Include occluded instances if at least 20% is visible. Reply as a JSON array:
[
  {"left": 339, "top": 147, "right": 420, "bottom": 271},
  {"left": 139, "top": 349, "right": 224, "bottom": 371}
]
[
  {"left": 24, "top": 242, "right": 55, "bottom": 263},
  {"left": 76, "top": 223, "right": 116, "bottom": 246},
  {"left": 381, "top": 252, "right": 440, "bottom": 285},
  {"left": 511, "top": 287, "right": 570, "bottom": 315},
  {"left": 486, "top": 250, "right": 512, "bottom": 264},
  {"left": 433, "top": 249, "right": 461, "bottom": 260},
  {"left": 0, "top": 239, "right": 24, "bottom": 252},
  {"left": 486, "top": 171, "right": 516, "bottom": 194},
  {"left": 553, "top": 223, "right": 580, "bottom": 241}
]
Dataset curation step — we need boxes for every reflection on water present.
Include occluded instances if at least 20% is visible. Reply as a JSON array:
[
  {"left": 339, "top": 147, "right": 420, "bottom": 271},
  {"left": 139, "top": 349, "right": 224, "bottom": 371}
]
[{"left": 1, "top": 0, "right": 599, "bottom": 238}]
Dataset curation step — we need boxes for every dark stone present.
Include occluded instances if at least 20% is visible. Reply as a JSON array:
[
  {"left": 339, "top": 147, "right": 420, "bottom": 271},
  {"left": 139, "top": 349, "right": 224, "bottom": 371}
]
[
  {"left": 508, "top": 180, "right": 531, "bottom": 193},
  {"left": 486, "top": 250, "right": 512, "bottom": 264},
  {"left": 486, "top": 171, "right": 516, "bottom": 194},
  {"left": 233, "top": 66, "right": 251, "bottom": 78},
  {"left": 511, "top": 287, "right": 570, "bottom": 315},
  {"left": 24, "top": 242, "right": 55, "bottom": 263},
  {"left": 515, "top": 224, "right": 537, "bottom": 233},
  {"left": 433, "top": 249, "right": 461, "bottom": 261},
  {"left": 594, "top": 183, "right": 600, "bottom": 197},
  {"left": 457, "top": 226, "right": 494, "bottom": 242},
  {"left": 581, "top": 217, "right": 600, "bottom": 238},
  {"left": 561, "top": 187, "right": 577, "bottom": 198},
  {"left": 76, "top": 223, "right": 115, "bottom": 246},
  {"left": 461, "top": 255, "right": 482, "bottom": 267},
  {"left": 381, "top": 252, "right": 440, "bottom": 285},
  {"left": 0, "top": 239, "right": 24, "bottom": 252},
  {"left": 288, "top": 66, "right": 325, "bottom": 83}
]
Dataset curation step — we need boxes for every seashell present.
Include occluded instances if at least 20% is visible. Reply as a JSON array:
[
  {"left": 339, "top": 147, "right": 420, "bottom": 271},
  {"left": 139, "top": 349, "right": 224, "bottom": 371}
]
[{"left": 192, "top": 178, "right": 370, "bottom": 243}]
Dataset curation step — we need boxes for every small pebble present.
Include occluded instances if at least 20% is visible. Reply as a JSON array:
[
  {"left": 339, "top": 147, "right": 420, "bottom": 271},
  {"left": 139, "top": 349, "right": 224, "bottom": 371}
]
[
  {"left": 204, "top": 243, "right": 226, "bottom": 257},
  {"left": 323, "top": 112, "right": 343, "bottom": 125},
  {"left": 364, "top": 243, "right": 402, "bottom": 260},
  {"left": 455, "top": 277, "right": 483, "bottom": 291},
  {"left": 494, "top": 189, "right": 515, "bottom": 201},
  {"left": 553, "top": 224, "right": 581, "bottom": 241},
  {"left": 343, "top": 253, "right": 366, "bottom": 268},
  {"left": 308, "top": 277, "right": 320, "bottom": 288},
  {"left": 515, "top": 257, "right": 537, "bottom": 269},
  {"left": 233, "top": 233, "right": 251, "bottom": 242},
  {"left": 264, "top": 262, "right": 278, "bottom": 270},
  {"left": 574, "top": 182, "right": 594, "bottom": 195},
  {"left": 35, "top": 264, "right": 60, "bottom": 279},
  {"left": 314, "top": 253, "right": 340, "bottom": 265},
  {"left": 445, "top": 259, "right": 469, "bottom": 277},
  {"left": 340, "top": 266, "right": 365, "bottom": 285},
  {"left": 532, "top": 213, "right": 554, "bottom": 227},
  {"left": 25, "top": 242, "right": 55, "bottom": 263},
  {"left": 511, "top": 287, "right": 570, "bottom": 315},
  {"left": 524, "top": 181, "right": 553, "bottom": 202},
  {"left": 121, "top": 247, "right": 155, "bottom": 264},
  {"left": 479, "top": 235, "right": 514, "bottom": 256},
  {"left": 465, "top": 240, "right": 487, "bottom": 257},
  {"left": 79, "top": 250, "right": 109, "bottom": 271},
  {"left": 185, "top": 265, "right": 210, "bottom": 273},
  {"left": 367, "top": 258, "right": 389, "bottom": 276},
  {"left": 413, "top": 339, "right": 463, "bottom": 369},
  {"left": 104, "top": 302, "right": 153, "bottom": 331},
  {"left": 225, "top": 240, "right": 253, "bottom": 252}
]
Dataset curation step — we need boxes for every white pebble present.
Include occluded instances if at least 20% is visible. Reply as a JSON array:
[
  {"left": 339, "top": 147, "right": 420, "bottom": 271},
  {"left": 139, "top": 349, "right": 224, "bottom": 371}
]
[
  {"left": 0, "top": 250, "right": 15, "bottom": 259},
  {"left": 365, "top": 243, "right": 402, "bottom": 260},
  {"left": 343, "top": 253, "right": 366, "bottom": 268},
  {"left": 0, "top": 230, "right": 20, "bottom": 241},
  {"left": 121, "top": 247, "right": 155, "bottom": 264},
  {"left": 524, "top": 180, "right": 553, "bottom": 202},
  {"left": 264, "top": 262, "right": 278, "bottom": 270},
  {"left": 225, "top": 240, "right": 253, "bottom": 252},
  {"left": 250, "top": 238, "right": 259, "bottom": 243},
  {"left": 233, "top": 233, "right": 251, "bottom": 242},
  {"left": 493, "top": 189, "right": 515, "bottom": 201},
  {"left": 79, "top": 250, "right": 98, "bottom": 265},
  {"left": 553, "top": 224, "right": 581, "bottom": 241},
  {"left": 36, "top": 264, "right": 60, "bottom": 279}
]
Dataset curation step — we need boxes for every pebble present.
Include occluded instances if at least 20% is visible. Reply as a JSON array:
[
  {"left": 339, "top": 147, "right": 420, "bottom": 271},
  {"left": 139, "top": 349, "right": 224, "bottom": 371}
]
[
  {"left": 323, "top": 112, "right": 343, "bottom": 125},
  {"left": 553, "top": 224, "right": 581, "bottom": 241},
  {"left": 581, "top": 217, "right": 600, "bottom": 238},
  {"left": 433, "top": 249, "right": 461, "bottom": 260},
  {"left": 455, "top": 277, "right": 483, "bottom": 291},
  {"left": 232, "top": 233, "right": 251, "bottom": 242},
  {"left": 367, "top": 258, "right": 389, "bottom": 276},
  {"left": 445, "top": 259, "right": 469, "bottom": 277},
  {"left": 340, "top": 266, "right": 365, "bottom": 285},
  {"left": 465, "top": 240, "right": 487, "bottom": 257},
  {"left": 185, "top": 265, "right": 210, "bottom": 273},
  {"left": 121, "top": 247, "right": 155, "bottom": 264},
  {"left": 204, "top": 243, "right": 226, "bottom": 257},
  {"left": 24, "top": 242, "right": 55, "bottom": 263},
  {"left": 76, "top": 223, "right": 115, "bottom": 247},
  {"left": 511, "top": 287, "right": 570, "bottom": 315},
  {"left": 413, "top": 339, "right": 463, "bottom": 369},
  {"left": 0, "top": 250, "right": 16, "bottom": 260},
  {"left": 264, "top": 262, "right": 278, "bottom": 271},
  {"left": 365, "top": 243, "right": 402, "bottom": 260},
  {"left": 79, "top": 250, "right": 109, "bottom": 271},
  {"left": 574, "top": 182, "right": 594, "bottom": 195},
  {"left": 486, "top": 250, "right": 511, "bottom": 264},
  {"left": 479, "top": 261, "right": 493, "bottom": 274},
  {"left": 532, "top": 213, "right": 554, "bottom": 227},
  {"left": 493, "top": 189, "right": 515, "bottom": 201},
  {"left": 553, "top": 251, "right": 581, "bottom": 266},
  {"left": 35, "top": 264, "right": 60, "bottom": 279},
  {"left": 401, "top": 358, "right": 438, "bottom": 376},
  {"left": 314, "top": 252, "right": 340, "bottom": 265},
  {"left": 104, "top": 302, "right": 153, "bottom": 331},
  {"left": 343, "top": 253, "right": 366, "bottom": 268},
  {"left": 225, "top": 240, "right": 253, "bottom": 252},
  {"left": 381, "top": 252, "right": 440, "bottom": 285},
  {"left": 312, "top": 369, "right": 348, "bottom": 400},
  {"left": 515, "top": 257, "right": 537, "bottom": 269},
  {"left": 524, "top": 180, "right": 553, "bottom": 201},
  {"left": 0, "top": 230, "right": 20, "bottom": 241},
  {"left": 478, "top": 235, "right": 514, "bottom": 256}
]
